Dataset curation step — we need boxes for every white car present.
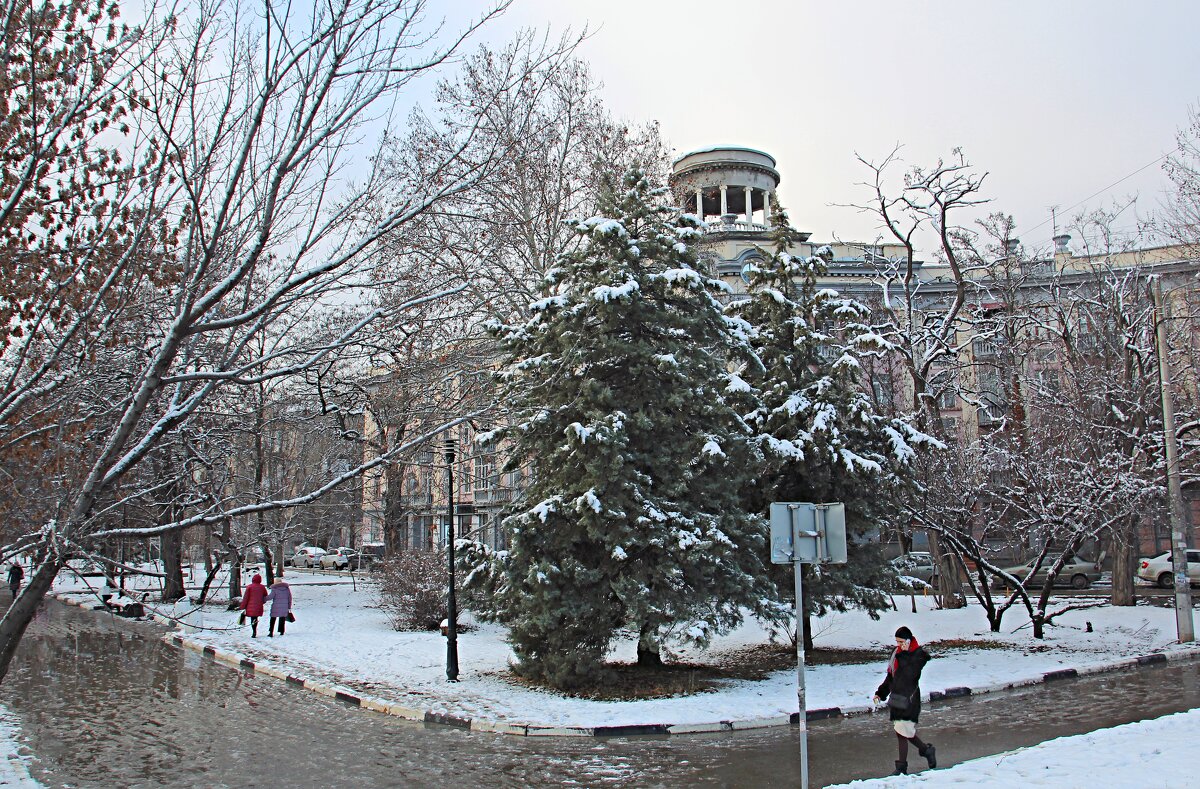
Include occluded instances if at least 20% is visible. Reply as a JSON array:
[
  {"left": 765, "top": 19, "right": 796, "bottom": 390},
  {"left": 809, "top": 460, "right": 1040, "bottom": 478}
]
[
  {"left": 318, "top": 548, "right": 357, "bottom": 570},
  {"left": 1137, "top": 550, "right": 1200, "bottom": 588},
  {"left": 290, "top": 546, "right": 327, "bottom": 568}
]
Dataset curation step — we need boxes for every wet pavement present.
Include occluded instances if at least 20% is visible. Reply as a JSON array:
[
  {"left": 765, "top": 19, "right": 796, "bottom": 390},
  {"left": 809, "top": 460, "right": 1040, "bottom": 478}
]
[{"left": 8, "top": 600, "right": 1200, "bottom": 788}]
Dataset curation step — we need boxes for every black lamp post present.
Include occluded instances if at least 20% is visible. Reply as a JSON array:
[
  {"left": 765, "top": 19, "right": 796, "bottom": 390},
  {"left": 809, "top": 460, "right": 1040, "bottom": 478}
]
[{"left": 444, "top": 438, "right": 460, "bottom": 681}]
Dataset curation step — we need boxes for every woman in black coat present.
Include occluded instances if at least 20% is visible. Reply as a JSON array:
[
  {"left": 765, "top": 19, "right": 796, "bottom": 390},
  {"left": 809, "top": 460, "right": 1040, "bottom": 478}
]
[{"left": 873, "top": 626, "right": 937, "bottom": 775}]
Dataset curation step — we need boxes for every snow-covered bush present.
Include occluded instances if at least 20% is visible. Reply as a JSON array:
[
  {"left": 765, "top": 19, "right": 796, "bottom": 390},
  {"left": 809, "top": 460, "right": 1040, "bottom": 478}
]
[{"left": 376, "top": 552, "right": 450, "bottom": 631}]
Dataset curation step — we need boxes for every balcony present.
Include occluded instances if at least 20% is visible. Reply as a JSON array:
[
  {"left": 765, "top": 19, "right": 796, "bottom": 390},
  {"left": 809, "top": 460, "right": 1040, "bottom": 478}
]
[
  {"left": 977, "top": 400, "right": 1011, "bottom": 427},
  {"left": 972, "top": 338, "right": 1000, "bottom": 358},
  {"left": 473, "top": 487, "right": 516, "bottom": 504},
  {"left": 704, "top": 216, "right": 768, "bottom": 234}
]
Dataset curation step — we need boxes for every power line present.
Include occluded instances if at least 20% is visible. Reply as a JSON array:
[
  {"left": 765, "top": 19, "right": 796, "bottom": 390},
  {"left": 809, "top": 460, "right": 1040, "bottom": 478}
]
[{"left": 1024, "top": 148, "right": 1178, "bottom": 240}]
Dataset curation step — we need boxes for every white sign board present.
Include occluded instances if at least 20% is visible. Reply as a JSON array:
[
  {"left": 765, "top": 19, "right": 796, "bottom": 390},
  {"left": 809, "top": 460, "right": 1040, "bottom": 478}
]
[{"left": 769, "top": 502, "right": 848, "bottom": 565}]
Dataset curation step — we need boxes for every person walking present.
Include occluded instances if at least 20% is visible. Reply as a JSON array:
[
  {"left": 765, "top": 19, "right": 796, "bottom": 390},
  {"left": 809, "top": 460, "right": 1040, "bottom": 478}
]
[
  {"left": 6, "top": 563, "right": 23, "bottom": 599},
  {"left": 265, "top": 573, "right": 292, "bottom": 637},
  {"left": 873, "top": 626, "right": 937, "bottom": 775},
  {"left": 239, "top": 573, "right": 268, "bottom": 638}
]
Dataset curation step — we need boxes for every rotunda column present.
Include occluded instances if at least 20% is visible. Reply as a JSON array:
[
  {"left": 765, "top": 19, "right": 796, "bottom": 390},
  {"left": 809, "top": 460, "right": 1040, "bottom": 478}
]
[
  {"left": 695, "top": 188, "right": 704, "bottom": 220},
  {"left": 744, "top": 186, "right": 753, "bottom": 224}
]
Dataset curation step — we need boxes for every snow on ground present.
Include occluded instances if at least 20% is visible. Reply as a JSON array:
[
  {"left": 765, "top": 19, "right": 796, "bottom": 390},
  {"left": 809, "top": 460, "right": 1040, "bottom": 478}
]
[
  {"left": 829, "top": 707, "right": 1200, "bottom": 788},
  {"left": 0, "top": 704, "right": 41, "bottom": 788},
  {"left": 50, "top": 566, "right": 1200, "bottom": 731}
]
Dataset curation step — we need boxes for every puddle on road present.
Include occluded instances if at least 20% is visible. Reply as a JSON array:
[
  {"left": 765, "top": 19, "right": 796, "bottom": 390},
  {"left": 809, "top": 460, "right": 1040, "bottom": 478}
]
[{"left": 8, "top": 601, "right": 1200, "bottom": 787}]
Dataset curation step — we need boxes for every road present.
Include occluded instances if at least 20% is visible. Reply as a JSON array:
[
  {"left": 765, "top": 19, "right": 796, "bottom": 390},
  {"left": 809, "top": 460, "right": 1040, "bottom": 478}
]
[{"left": 7, "top": 599, "right": 1200, "bottom": 788}]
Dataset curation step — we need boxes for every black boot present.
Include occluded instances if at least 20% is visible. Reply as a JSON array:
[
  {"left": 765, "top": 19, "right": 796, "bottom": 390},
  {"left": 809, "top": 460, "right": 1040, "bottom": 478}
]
[
  {"left": 893, "top": 760, "right": 907, "bottom": 775},
  {"left": 919, "top": 744, "right": 937, "bottom": 768}
]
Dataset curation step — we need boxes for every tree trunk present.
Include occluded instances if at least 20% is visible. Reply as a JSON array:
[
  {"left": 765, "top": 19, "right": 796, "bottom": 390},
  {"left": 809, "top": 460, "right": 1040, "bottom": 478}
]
[
  {"left": 259, "top": 539, "right": 274, "bottom": 587},
  {"left": 202, "top": 524, "right": 213, "bottom": 578},
  {"left": 1110, "top": 537, "right": 1136, "bottom": 606},
  {"left": 384, "top": 463, "right": 405, "bottom": 554},
  {"left": 161, "top": 527, "right": 186, "bottom": 602},
  {"left": 929, "top": 532, "right": 965, "bottom": 609},
  {"left": 196, "top": 562, "right": 221, "bottom": 606},
  {"left": 226, "top": 519, "right": 242, "bottom": 602},
  {"left": 99, "top": 539, "right": 116, "bottom": 590},
  {"left": 0, "top": 558, "right": 64, "bottom": 683},
  {"left": 636, "top": 626, "right": 663, "bottom": 667},
  {"left": 802, "top": 609, "right": 814, "bottom": 653}
]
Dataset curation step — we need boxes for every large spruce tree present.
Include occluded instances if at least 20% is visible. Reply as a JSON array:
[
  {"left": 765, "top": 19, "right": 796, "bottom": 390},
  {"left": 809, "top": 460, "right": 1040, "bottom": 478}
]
[
  {"left": 477, "top": 170, "right": 780, "bottom": 689},
  {"left": 729, "top": 203, "right": 934, "bottom": 646}
]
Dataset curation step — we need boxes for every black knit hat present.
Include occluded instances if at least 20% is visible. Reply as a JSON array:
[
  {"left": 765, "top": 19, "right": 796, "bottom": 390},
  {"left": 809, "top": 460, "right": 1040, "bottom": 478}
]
[{"left": 895, "top": 626, "right": 914, "bottom": 640}]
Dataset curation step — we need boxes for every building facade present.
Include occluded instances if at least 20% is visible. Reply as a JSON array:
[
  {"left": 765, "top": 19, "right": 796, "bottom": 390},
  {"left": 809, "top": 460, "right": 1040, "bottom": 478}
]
[{"left": 358, "top": 145, "right": 1200, "bottom": 558}]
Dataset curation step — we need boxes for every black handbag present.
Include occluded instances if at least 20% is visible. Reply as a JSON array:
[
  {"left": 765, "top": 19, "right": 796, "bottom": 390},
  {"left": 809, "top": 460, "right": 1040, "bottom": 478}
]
[
  {"left": 238, "top": 612, "right": 246, "bottom": 625},
  {"left": 286, "top": 611, "right": 295, "bottom": 623},
  {"left": 887, "top": 691, "right": 911, "bottom": 711}
]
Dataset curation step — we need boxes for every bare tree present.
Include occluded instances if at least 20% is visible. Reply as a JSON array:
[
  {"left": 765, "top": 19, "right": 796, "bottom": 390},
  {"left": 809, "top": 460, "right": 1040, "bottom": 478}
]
[
  {"left": 345, "top": 43, "right": 669, "bottom": 554},
  {"left": 1160, "top": 105, "right": 1200, "bottom": 257},
  {"left": 380, "top": 41, "right": 670, "bottom": 326},
  {"left": 0, "top": 0, "right": 579, "bottom": 684},
  {"left": 1044, "top": 220, "right": 1180, "bottom": 606},
  {"left": 848, "top": 147, "right": 992, "bottom": 608}
]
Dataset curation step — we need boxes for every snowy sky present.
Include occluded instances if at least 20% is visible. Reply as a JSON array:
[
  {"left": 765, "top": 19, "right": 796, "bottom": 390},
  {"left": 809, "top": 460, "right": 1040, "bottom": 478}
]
[{"left": 465, "top": 0, "right": 1199, "bottom": 253}]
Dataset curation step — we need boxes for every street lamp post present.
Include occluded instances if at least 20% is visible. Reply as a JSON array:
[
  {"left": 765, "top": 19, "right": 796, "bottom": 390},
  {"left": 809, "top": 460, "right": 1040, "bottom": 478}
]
[
  {"left": 444, "top": 438, "right": 460, "bottom": 681},
  {"left": 1153, "top": 279, "right": 1194, "bottom": 643}
]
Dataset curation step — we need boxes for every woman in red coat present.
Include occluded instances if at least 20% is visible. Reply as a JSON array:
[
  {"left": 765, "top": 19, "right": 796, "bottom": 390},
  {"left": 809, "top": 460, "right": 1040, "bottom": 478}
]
[{"left": 239, "top": 574, "right": 268, "bottom": 638}]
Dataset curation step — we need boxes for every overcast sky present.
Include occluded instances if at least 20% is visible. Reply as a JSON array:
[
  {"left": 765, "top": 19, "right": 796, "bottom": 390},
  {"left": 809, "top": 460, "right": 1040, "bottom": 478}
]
[{"left": 470, "top": 0, "right": 1198, "bottom": 254}]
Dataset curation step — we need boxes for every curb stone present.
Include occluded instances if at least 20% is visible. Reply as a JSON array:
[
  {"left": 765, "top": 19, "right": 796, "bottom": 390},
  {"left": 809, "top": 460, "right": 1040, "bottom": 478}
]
[{"left": 48, "top": 591, "right": 1200, "bottom": 738}]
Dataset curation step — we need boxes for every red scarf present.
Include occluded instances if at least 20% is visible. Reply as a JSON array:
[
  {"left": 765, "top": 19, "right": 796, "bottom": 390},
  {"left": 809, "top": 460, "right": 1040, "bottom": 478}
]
[{"left": 888, "top": 636, "right": 920, "bottom": 675}]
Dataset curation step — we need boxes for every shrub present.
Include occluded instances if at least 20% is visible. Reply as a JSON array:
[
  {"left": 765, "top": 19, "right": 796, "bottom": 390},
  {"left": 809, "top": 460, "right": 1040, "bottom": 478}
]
[{"left": 376, "top": 551, "right": 453, "bottom": 631}]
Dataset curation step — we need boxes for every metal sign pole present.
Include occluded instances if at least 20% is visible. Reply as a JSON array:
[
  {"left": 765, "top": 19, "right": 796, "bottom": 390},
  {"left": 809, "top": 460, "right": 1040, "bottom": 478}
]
[
  {"left": 794, "top": 557, "right": 809, "bottom": 789},
  {"left": 786, "top": 504, "right": 810, "bottom": 789},
  {"left": 770, "top": 501, "right": 847, "bottom": 789}
]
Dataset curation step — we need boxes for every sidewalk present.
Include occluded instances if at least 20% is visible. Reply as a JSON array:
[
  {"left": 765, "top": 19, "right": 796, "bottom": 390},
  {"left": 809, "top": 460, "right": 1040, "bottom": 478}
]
[
  {"left": 0, "top": 703, "right": 41, "bottom": 788},
  {"left": 829, "top": 707, "right": 1200, "bottom": 787},
  {"left": 51, "top": 570, "right": 1200, "bottom": 737}
]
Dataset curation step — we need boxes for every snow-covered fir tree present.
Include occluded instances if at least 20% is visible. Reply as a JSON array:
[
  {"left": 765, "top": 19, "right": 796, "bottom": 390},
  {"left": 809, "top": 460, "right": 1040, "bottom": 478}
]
[
  {"left": 728, "top": 202, "right": 935, "bottom": 646},
  {"left": 470, "top": 170, "right": 781, "bottom": 689}
]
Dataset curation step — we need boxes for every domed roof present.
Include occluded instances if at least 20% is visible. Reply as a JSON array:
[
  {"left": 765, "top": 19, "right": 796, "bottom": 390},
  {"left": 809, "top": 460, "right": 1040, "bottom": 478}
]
[{"left": 670, "top": 146, "right": 780, "bottom": 187}]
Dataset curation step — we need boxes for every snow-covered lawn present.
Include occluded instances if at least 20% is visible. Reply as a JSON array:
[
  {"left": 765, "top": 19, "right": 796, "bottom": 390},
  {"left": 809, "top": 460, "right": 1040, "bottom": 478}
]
[
  {"left": 829, "top": 707, "right": 1200, "bottom": 787},
  {"left": 50, "top": 567, "right": 1200, "bottom": 732}
]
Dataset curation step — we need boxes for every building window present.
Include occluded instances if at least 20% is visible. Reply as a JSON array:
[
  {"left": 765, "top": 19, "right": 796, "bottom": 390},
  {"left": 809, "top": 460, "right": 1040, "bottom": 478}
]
[
  {"left": 929, "top": 370, "right": 958, "bottom": 411},
  {"left": 475, "top": 452, "right": 497, "bottom": 490},
  {"left": 490, "top": 515, "right": 508, "bottom": 552},
  {"left": 410, "top": 515, "right": 432, "bottom": 551},
  {"left": 871, "top": 376, "right": 894, "bottom": 407},
  {"left": 1035, "top": 368, "right": 1060, "bottom": 395}
]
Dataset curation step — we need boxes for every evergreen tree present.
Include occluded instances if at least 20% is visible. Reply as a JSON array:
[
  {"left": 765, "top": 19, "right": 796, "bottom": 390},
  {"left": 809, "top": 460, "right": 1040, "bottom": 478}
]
[
  {"left": 729, "top": 201, "right": 934, "bottom": 646},
  {"left": 473, "top": 170, "right": 780, "bottom": 689}
]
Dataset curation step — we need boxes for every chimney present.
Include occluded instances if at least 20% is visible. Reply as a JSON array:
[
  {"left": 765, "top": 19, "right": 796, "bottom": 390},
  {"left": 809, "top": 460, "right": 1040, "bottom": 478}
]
[{"left": 1053, "top": 234, "right": 1071, "bottom": 255}]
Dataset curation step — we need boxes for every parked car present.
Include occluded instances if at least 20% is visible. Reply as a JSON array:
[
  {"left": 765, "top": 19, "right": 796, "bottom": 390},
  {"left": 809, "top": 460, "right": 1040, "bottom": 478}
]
[
  {"left": 1137, "top": 550, "right": 1200, "bottom": 588},
  {"left": 890, "top": 552, "right": 938, "bottom": 589},
  {"left": 998, "top": 554, "right": 1101, "bottom": 590},
  {"left": 290, "top": 546, "right": 327, "bottom": 568},
  {"left": 319, "top": 547, "right": 357, "bottom": 571},
  {"left": 357, "top": 542, "right": 386, "bottom": 571}
]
